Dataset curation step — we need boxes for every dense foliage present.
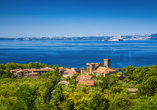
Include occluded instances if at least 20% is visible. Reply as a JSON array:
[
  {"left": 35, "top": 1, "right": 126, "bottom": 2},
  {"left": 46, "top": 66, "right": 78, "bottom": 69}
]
[
  {"left": 124, "top": 65, "right": 157, "bottom": 96},
  {"left": 0, "top": 63, "right": 58, "bottom": 110},
  {"left": 0, "top": 62, "right": 53, "bottom": 79},
  {"left": 0, "top": 62, "right": 157, "bottom": 110}
]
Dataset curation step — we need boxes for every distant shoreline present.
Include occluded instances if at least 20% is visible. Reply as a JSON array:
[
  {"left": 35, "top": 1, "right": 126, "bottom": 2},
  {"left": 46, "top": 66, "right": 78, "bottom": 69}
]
[{"left": 0, "top": 33, "right": 157, "bottom": 41}]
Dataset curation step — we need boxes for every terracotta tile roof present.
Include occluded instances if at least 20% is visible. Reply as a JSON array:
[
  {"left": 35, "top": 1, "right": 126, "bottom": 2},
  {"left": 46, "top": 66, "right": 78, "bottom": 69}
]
[
  {"left": 93, "top": 69, "right": 105, "bottom": 73},
  {"left": 77, "top": 80, "right": 94, "bottom": 86},
  {"left": 69, "top": 71, "right": 77, "bottom": 74},
  {"left": 16, "top": 70, "right": 23, "bottom": 72},
  {"left": 10, "top": 69, "right": 22, "bottom": 72},
  {"left": 10, "top": 67, "right": 54, "bottom": 75},
  {"left": 76, "top": 74, "right": 94, "bottom": 86},
  {"left": 77, "top": 74, "right": 92, "bottom": 81},
  {"left": 24, "top": 67, "right": 54, "bottom": 71},
  {"left": 93, "top": 66, "right": 116, "bottom": 74},
  {"left": 29, "top": 72, "right": 39, "bottom": 75},
  {"left": 95, "top": 63, "right": 102, "bottom": 69},
  {"left": 108, "top": 69, "right": 116, "bottom": 72},
  {"left": 63, "top": 68, "right": 78, "bottom": 75}
]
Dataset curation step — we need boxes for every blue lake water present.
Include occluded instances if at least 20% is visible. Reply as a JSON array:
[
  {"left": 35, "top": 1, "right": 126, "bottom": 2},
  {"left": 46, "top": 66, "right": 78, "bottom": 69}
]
[{"left": 0, "top": 40, "right": 157, "bottom": 68}]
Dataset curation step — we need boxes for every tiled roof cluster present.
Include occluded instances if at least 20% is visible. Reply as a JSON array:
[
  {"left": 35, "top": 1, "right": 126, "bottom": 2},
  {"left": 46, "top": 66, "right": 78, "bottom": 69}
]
[
  {"left": 76, "top": 74, "right": 94, "bottom": 86},
  {"left": 10, "top": 67, "right": 54, "bottom": 77},
  {"left": 25, "top": 67, "right": 54, "bottom": 71},
  {"left": 10, "top": 67, "right": 54, "bottom": 73},
  {"left": 76, "top": 74, "right": 92, "bottom": 81},
  {"left": 93, "top": 66, "right": 116, "bottom": 74},
  {"left": 77, "top": 80, "right": 94, "bottom": 86},
  {"left": 61, "top": 68, "right": 79, "bottom": 77}
]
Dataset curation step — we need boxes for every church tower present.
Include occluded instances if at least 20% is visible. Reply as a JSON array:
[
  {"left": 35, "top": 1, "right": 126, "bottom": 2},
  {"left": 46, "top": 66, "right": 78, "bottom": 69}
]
[{"left": 104, "top": 57, "right": 111, "bottom": 68}]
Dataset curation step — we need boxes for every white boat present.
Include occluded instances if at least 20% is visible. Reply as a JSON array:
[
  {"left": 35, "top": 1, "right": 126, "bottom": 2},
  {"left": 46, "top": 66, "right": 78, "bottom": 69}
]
[{"left": 108, "top": 38, "right": 123, "bottom": 41}]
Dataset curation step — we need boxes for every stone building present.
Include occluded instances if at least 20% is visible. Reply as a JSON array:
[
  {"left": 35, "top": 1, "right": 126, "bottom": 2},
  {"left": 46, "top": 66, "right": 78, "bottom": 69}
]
[
  {"left": 10, "top": 67, "right": 54, "bottom": 78},
  {"left": 76, "top": 74, "right": 94, "bottom": 86},
  {"left": 59, "top": 67, "right": 80, "bottom": 77},
  {"left": 82, "top": 58, "right": 116, "bottom": 77}
]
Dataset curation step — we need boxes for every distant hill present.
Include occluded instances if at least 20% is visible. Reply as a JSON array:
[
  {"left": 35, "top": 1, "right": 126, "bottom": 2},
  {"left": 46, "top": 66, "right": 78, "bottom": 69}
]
[
  {"left": 121, "top": 33, "right": 157, "bottom": 40},
  {"left": 0, "top": 33, "right": 157, "bottom": 40},
  {"left": 148, "top": 33, "right": 157, "bottom": 40}
]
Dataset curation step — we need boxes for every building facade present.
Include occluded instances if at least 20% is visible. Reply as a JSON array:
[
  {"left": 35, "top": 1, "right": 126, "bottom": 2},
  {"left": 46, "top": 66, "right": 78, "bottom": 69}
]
[
  {"left": 82, "top": 58, "right": 116, "bottom": 77},
  {"left": 10, "top": 67, "right": 54, "bottom": 78}
]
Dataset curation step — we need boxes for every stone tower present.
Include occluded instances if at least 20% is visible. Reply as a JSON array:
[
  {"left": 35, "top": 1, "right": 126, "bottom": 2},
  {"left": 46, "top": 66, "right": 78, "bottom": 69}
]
[
  {"left": 86, "top": 63, "right": 90, "bottom": 72},
  {"left": 89, "top": 63, "right": 95, "bottom": 73},
  {"left": 104, "top": 58, "right": 111, "bottom": 68}
]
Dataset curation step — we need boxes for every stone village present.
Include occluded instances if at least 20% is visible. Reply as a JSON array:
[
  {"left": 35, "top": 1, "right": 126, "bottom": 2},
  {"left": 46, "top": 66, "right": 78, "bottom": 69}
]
[{"left": 10, "top": 58, "right": 124, "bottom": 87}]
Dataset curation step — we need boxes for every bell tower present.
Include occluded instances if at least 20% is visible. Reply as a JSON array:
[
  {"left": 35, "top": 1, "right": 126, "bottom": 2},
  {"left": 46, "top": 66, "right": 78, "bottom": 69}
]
[{"left": 104, "top": 56, "right": 111, "bottom": 68}]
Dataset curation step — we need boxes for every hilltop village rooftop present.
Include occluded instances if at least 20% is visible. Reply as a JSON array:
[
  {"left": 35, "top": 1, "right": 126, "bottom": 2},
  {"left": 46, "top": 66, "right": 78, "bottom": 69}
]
[
  {"left": 81, "top": 58, "right": 116, "bottom": 77},
  {"left": 10, "top": 58, "right": 118, "bottom": 86},
  {"left": 59, "top": 58, "right": 117, "bottom": 79},
  {"left": 76, "top": 74, "right": 95, "bottom": 86},
  {"left": 10, "top": 67, "right": 54, "bottom": 78}
]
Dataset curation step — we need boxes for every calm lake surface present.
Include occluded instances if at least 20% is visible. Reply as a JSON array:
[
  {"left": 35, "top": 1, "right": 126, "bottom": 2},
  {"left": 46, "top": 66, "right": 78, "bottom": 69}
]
[{"left": 0, "top": 40, "right": 157, "bottom": 68}]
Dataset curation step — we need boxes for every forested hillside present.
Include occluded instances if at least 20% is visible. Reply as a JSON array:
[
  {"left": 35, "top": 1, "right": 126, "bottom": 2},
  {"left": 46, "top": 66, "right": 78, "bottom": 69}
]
[{"left": 0, "top": 62, "right": 157, "bottom": 109}]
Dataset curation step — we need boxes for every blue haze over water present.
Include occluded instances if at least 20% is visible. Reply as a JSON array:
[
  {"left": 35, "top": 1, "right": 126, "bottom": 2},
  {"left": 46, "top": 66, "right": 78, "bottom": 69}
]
[{"left": 0, "top": 40, "right": 157, "bottom": 68}]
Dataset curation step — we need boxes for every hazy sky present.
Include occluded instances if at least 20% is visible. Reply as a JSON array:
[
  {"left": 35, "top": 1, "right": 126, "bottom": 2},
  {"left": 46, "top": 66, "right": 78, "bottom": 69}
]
[{"left": 0, "top": 0, "right": 157, "bottom": 37}]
